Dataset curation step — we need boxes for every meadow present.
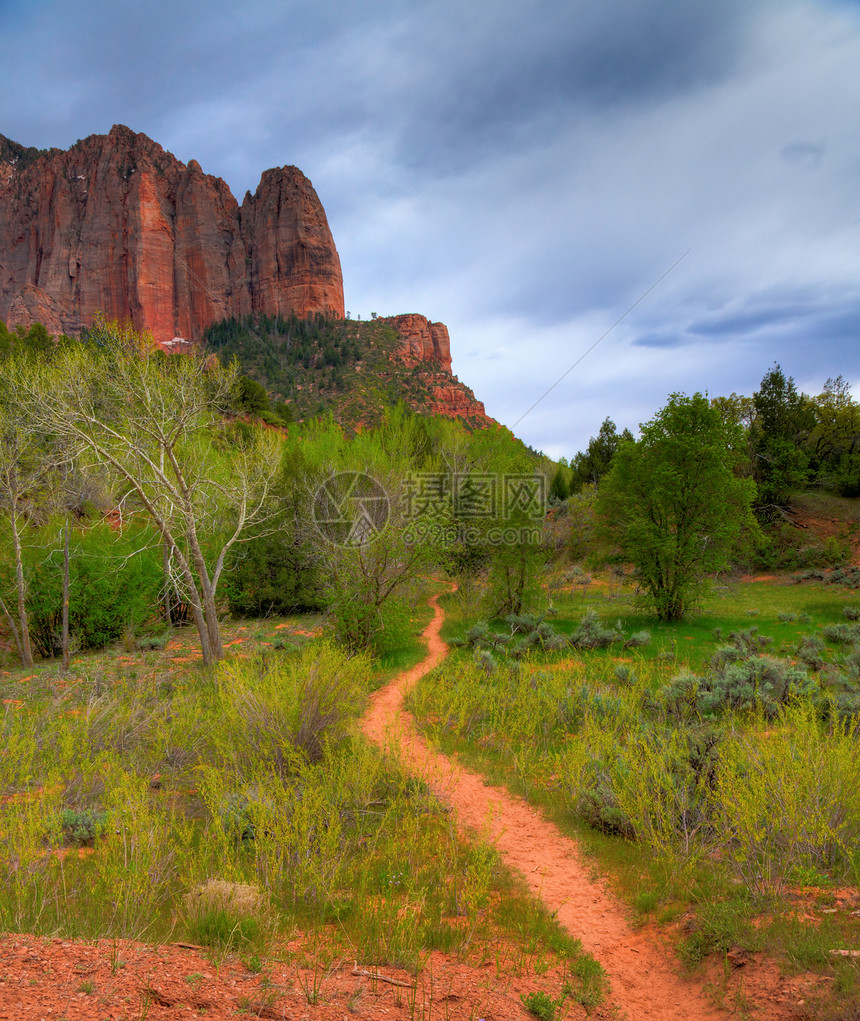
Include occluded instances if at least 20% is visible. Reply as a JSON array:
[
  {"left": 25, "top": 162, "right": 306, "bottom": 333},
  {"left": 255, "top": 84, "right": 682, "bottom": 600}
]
[
  {"left": 408, "top": 568, "right": 860, "bottom": 1008},
  {"left": 0, "top": 601, "right": 605, "bottom": 1018}
]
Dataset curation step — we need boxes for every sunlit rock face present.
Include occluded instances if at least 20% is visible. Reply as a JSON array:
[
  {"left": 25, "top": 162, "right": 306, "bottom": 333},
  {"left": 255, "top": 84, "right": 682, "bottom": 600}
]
[{"left": 0, "top": 125, "right": 344, "bottom": 343}]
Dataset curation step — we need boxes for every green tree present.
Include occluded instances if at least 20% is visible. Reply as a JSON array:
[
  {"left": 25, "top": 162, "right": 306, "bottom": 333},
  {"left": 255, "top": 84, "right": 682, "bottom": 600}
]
[
  {"left": 751, "top": 365, "right": 814, "bottom": 509},
  {"left": 597, "top": 393, "right": 757, "bottom": 621},
  {"left": 549, "top": 462, "right": 570, "bottom": 502},
  {"left": 24, "top": 520, "right": 162, "bottom": 657},
  {"left": 572, "top": 418, "right": 633, "bottom": 491},
  {"left": 236, "top": 375, "right": 271, "bottom": 417},
  {"left": 316, "top": 423, "right": 434, "bottom": 654},
  {"left": 455, "top": 426, "right": 547, "bottom": 618},
  {"left": 222, "top": 440, "right": 326, "bottom": 616},
  {"left": 808, "top": 376, "right": 860, "bottom": 496}
]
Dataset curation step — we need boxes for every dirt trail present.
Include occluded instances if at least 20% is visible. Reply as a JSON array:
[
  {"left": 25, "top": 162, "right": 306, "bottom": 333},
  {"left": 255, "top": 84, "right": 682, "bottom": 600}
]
[{"left": 362, "top": 590, "right": 728, "bottom": 1021}]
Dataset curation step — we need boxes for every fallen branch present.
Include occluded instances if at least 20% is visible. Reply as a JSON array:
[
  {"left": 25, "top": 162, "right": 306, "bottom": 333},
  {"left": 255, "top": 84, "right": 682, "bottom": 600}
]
[{"left": 351, "top": 965, "right": 415, "bottom": 988}]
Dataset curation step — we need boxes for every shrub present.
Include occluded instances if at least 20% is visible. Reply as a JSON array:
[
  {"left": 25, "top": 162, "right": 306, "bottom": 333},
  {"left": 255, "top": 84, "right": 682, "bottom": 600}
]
[
  {"left": 214, "top": 642, "right": 370, "bottom": 770},
  {"left": 841, "top": 649, "right": 860, "bottom": 679},
  {"left": 718, "top": 627, "right": 773, "bottom": 658},
  {"left": 822, "top": 623, "right": 860, "bottom": 644},
  {"left": 57, "top": 807, "right": 109, "bottom": 845},
  {"left": 509, "top": 621, "right": 567, "bottom": 657},
  {"left": 701, "top": 657, "right": 818, "bottom": 719},
  {"left": 678, "top": 898, "right": 755, "bottom": 967},
  {"left": 797, "top": 569, "right": 826, "bottom": 582},
  {"left": 505, "top": 612, "right": 544, "bottom": 635},
  {"left": 24, "top": 522, "right": 162, "bottom": 656},
  {"left": 568, "top": 611, "right": 622, "bottom": 650},
  {"left": 521, "top": 990, "right": 564, "bottom": 1021},
  {"left": 465, "top": 621, "right": 490, "bottom": 647},
  {"left": 796, "top": 635, "right": 826, "bottom": 672},
  {"left": 828, "top": 566, "right": 860, "bottom": 589},
  {"left": 331, "top": 596, "right": 414, "bottom": 656},
  {"left": 474, "top": 649, "right": 497, "bottom": 674},
  {"left": 614, "top": 664, "right": 637, "bottom": 686},
  {"left": 666, "top": 650, "right": 820, "bottom": 720},
  {"left": 713, "top": 703, "right": 860, "bottom": 891},
  {"left": 556, "top": 719, "right": 636, "bottom": 838},
  {"left": 135, "top": 633, "right": 169, "bottom": 651}
]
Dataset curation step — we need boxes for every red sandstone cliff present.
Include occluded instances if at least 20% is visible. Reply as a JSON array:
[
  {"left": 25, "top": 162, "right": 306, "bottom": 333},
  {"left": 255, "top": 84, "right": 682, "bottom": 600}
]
[
  {"left": 382, "top": 313, "right": 492, "bottom": 424},
  {"left": 0, "top": 129, "right": 493, "bottom": 427},
  {"left": 382, "top": 313, "right": 452, "bottom": 371},
  {"left": 0, "top": 126, "right": 344, "bottom": 342}
]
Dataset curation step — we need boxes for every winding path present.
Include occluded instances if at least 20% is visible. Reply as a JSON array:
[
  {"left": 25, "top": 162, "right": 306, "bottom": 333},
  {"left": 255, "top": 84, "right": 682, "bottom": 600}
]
[{"left": 362, "top": 590, "right": 727, "bottom": 1021}]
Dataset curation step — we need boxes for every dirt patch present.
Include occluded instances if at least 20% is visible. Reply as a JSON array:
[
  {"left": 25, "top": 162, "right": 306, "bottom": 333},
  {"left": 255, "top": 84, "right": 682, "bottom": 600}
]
[
  {"left": 0, "top": 934, "right": 575, "bottom": 1021},
  {"left": 786, "top": 505, "right": 860, "bottom": 566}
]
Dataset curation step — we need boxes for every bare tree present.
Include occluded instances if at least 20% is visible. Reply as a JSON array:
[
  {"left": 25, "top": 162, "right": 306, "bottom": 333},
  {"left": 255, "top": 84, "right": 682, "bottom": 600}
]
[{"left": 21, "top": 322, "right": 281, "bottom": 665}]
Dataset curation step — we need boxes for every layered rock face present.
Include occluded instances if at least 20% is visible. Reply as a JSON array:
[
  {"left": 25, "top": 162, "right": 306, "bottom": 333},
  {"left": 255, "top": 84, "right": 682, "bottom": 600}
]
[
  {"left": 383, "top": 313, "right": 491, "bottom": 423},
  {"left": 0, "top": 126, "right": 344, "bottom": 343},
  {"left": 382, "top": 313, "right": 452, "bottom": 371},
  {"left": 423, "top": 378, "right": 491, "bottom": 422}
]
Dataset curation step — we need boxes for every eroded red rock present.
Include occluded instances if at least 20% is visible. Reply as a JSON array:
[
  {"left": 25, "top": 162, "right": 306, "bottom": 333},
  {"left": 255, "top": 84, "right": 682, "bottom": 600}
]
[{"left": 0, "top": 125, "right": 344, "bottom": 343}]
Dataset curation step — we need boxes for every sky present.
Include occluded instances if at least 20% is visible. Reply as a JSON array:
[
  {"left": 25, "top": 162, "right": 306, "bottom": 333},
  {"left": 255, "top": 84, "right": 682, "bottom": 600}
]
[{"left": 3, "top": 0, "right": 860, "bottom": 458}]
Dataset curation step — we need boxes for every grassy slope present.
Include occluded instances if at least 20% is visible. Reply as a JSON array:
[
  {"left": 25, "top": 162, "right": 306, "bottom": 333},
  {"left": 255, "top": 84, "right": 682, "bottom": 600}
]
[{"left": 0, "top": 596, "right": 606, "bottom": 1014}]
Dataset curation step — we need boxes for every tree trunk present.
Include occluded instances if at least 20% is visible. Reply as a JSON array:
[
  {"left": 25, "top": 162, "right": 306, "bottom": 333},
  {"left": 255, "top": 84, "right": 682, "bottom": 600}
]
[
  {"left": 161, "top": 539, "right": 173, "bottom": 624},
  {"left": 177, "top": 563, "right": 213, "bottom": 666},
  {"left": 0, "top": 593, "right": 24, "bottom": 664},
  {"left": 10, "top": 513, "right": 34, "bottom": 668},
  {"left": 198, "top": 573, "right": 223, "bottom": 661},
  {"left": 188, "top": 530, "right": 223, "bottom": 662},
  {"left": 61, "top": 519, "right": 70, "bottom": 673}
]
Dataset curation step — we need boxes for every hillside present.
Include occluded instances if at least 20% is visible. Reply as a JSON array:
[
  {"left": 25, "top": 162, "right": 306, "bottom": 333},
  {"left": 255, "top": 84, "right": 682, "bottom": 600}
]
[{"left": 204, "top": 311, "right": 494, "bottom": 426}]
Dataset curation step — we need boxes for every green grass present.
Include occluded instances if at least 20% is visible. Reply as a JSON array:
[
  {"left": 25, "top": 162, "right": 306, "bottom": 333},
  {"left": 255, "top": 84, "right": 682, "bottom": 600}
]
[
  {"left": 371, "top": 595, "right": 436, "bottom": 684},
  {"left": 411, "top": 569, "right": 860, "bottom": 1000},
  {"left": 441, "top": 569, "right": 860, "bottom": 676},
  {"left": 0, "top": 588, "right": 601, "bottom": 1013}
]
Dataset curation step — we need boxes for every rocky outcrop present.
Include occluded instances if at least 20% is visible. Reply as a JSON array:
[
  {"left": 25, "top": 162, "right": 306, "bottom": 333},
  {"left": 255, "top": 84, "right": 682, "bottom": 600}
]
[
  {"left": 380, "top": 313, "right": 492, "bottom": 423},
  {"left": 422, "top": 373, "right": 492, "bottom": 424},
  {"left": 0, "top": 125, "right": 344, "bottom": 343},
  {"left": 382, "top": 313, "right": 452, "bottom": 371}
]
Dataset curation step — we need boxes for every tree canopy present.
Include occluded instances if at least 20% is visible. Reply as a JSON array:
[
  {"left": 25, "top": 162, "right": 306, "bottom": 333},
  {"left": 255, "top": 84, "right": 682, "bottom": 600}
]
[{"left": 597, "top": 393, "right": 758, "bottom": 621}]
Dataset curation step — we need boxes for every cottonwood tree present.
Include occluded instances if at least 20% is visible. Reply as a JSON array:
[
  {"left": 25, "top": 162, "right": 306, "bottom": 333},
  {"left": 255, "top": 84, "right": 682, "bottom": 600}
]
[
  {"left": 597, "top": 393, "right": 758, "bottom": 621},
  {"left": 22, "top": 320, "right": 281, "bottom": 665}
]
